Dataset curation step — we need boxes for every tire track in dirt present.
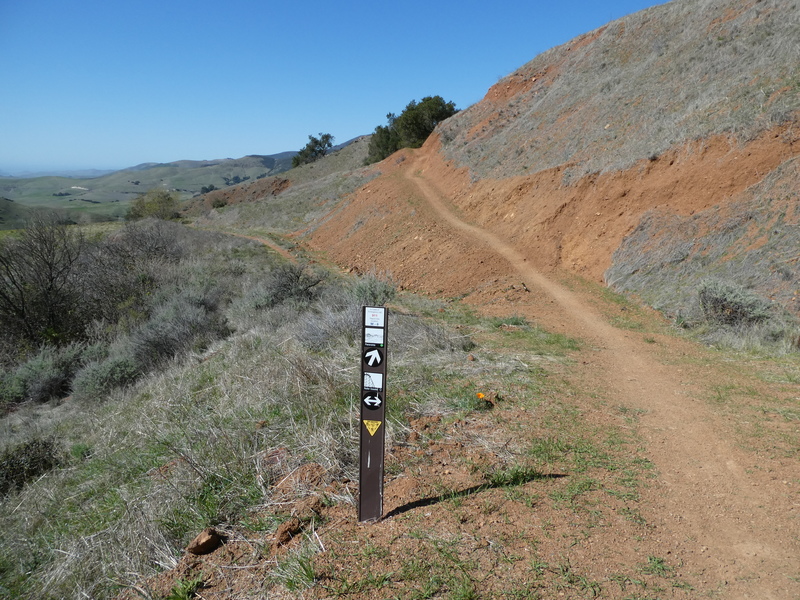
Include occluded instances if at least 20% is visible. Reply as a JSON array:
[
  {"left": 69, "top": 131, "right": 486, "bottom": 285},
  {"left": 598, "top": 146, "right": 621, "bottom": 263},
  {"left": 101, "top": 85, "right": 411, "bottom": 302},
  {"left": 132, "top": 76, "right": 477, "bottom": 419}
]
[{"left": 405, "top": 160, "right": 800, "bottom": 599}]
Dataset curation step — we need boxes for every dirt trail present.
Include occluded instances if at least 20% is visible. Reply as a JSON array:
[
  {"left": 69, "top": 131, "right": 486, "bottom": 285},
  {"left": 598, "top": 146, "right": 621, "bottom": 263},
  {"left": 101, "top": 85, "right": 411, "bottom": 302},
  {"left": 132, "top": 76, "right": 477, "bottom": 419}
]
[
  {"left": 195, "top": 227, "right": 298, "bottom": 263},
  {"left": 406, "top": 158, "right": 800, "bottom": 599},
  {"left": 232, "top": 233, "right": 297, "bottom": 263}
]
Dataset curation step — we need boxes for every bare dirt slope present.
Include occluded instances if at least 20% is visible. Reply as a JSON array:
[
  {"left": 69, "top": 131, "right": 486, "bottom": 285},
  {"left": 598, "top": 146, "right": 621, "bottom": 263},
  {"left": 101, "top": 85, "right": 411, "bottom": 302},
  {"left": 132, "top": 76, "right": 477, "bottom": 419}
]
[{"left": 305, "top": 138, "right": 800, "bottom": 599}]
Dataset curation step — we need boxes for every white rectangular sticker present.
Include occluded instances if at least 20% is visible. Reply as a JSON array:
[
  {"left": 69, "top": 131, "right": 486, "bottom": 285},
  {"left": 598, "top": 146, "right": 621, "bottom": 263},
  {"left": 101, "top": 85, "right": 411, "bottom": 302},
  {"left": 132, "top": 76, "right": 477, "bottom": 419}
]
[
  {"left": 364, "top": 327, "right": 385, "bottom": 346},
  {"left": 365, "top": 307, "right": 386, "bottom": 328},
  {"left": 364, "top": 372, "right": 383, "bottom": 391}
]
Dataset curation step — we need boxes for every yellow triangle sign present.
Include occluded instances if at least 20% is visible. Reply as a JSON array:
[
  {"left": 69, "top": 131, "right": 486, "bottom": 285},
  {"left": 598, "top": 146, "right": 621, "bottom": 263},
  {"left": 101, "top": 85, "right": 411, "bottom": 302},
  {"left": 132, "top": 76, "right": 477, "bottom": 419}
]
[{"left": 363, "top": 420, "right": 382, "bottom": 436}]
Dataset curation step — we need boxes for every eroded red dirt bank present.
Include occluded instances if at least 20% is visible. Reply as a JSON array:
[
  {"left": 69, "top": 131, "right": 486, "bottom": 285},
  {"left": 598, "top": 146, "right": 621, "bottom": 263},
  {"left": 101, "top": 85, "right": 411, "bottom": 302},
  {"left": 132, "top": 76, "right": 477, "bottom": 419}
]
[{"left": 306, "top": 125, "right": 798, "bottom": 292}]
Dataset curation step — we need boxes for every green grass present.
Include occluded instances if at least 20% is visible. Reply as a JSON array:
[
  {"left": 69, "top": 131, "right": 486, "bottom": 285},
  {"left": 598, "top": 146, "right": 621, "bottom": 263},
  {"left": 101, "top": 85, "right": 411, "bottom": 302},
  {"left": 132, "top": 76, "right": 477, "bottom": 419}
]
[
  {"left": 489, "top": 314, "right": 529, "bottom": 328},
  {"left": 549, "top": 476, "right": 599, "bottom": 508},
  {"left": 271, "top": 543, "right": 319, "bottom": 591},
  {"left": 485, "top": 464, "right": 544, "bottom": 487},
  {"left": 640, "top": 555, "right": 674, "bottom": 577},
  {"left": 554, "top": 559, "right": 603, "bottom": 596},
  {"left": 163, "top": 576, "right": 205, "bottom": 600}
]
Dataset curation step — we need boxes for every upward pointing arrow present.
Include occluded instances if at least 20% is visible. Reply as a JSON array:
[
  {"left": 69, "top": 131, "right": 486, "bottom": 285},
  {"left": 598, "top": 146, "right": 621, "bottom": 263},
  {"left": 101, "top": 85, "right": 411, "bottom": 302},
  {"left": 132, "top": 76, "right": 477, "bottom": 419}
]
[{"left": 365, "top": 348, "right": 382, "bottom": 367}]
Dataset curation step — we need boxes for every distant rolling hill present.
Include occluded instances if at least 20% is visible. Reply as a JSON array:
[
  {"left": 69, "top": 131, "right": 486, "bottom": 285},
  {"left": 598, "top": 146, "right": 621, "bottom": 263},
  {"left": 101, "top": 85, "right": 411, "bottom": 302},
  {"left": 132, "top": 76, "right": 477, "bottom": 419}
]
[
  {"left": 0, "top": 152, "right": 297, "bottom": 225},
  {"left": 1, "top": 169, "right": 117, "bottom": 178}
]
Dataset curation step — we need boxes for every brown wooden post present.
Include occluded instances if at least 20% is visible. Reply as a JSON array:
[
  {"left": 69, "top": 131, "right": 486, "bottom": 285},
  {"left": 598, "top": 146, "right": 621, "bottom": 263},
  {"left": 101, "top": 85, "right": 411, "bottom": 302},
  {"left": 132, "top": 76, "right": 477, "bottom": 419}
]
[{"left": 359, "top": 306, "right": 388, "bottom": 522}]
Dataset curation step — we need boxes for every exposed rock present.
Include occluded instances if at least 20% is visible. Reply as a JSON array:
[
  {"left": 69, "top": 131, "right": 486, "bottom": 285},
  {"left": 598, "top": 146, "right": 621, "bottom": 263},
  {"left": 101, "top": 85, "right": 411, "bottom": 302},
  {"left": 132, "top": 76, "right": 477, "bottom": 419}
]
[
  {"left": 274, "top": 517, "right": 303, "bottom": 547},
  {"left": 293, "top": 495, "right": 323, "bottom": 519},
  {"left": 186, "top": 527, "right": 224, "bottom": 555}
]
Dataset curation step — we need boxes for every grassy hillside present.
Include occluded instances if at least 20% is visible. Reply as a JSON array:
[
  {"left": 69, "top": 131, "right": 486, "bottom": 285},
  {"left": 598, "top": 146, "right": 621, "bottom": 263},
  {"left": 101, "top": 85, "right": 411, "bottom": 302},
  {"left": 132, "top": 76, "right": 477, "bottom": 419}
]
[
  {"left": 0, "top": 152, "right": 297, "bottom": 225},
  {"left": 438, "top": 0, "right": 799, "bottom": 182},
  {"left": 189, "top": 135, "right": 379, "bottom": 234},
  {"left": 0, "top": 248, "right": 602, "bottom": 599},
  {"left": 0, "top": 198, "right": 34, "bottom": 230}
]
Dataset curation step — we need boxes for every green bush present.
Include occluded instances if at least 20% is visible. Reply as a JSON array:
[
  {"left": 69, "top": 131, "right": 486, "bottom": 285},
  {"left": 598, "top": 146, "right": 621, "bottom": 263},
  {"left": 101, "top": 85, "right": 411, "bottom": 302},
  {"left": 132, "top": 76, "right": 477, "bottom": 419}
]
[
  {"left": 363, "top": 122, "right": 401, "bottom": 165},
  {"left": 71, "top": 354, "right": 140, "bottom": 400},
  {"left": 365, "top": 96, "right": 458, "bottom": 164},
  {"left": 72, "top": 288, "right": 231, "bottom": 399},
  {"left": 128, "top": 293, "right": 229, "bottom": 370},
  {"left": 0, "top": 436, "right": 62, "bottom": 496},
  {"left": 350, "top": 272, "right": 396, "bottom": 306},
  {"left": 0, "top": 371, "right": 25, "bottom": 411},
  {"left": 0, "top": 343, "right": 87, "bottom": 408},
  {"left": 292, "top": 273, "right": 396, "bottom": 351},
  {"left": 698, "top": 279, "right": 772, "bottom": 326},
  {"left": 126, "top": 189, "right": 181, "bottom": 221}
]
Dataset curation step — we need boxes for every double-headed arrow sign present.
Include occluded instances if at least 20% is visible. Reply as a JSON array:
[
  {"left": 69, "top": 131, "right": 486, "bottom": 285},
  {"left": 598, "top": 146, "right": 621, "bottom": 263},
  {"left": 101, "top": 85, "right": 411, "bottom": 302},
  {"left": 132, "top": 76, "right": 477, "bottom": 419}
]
[{"left": 362, "top": 393, "right": 382, "bottom": 409}]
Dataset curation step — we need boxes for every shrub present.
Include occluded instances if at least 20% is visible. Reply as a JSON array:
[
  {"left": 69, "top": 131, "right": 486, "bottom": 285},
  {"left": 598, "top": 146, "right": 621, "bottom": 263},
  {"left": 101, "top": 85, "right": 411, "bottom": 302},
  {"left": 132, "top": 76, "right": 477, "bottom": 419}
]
[
  {"left": 350, "top": 271, "right": 396, "bottom": 306},
  {"left": 698, "top": 279, "right": 772, "bottom": 326},
  {"left": 363, "top": 122, "right": 401, "bottom": 165},
  {"left": 0, "top": 343, "right": 87, "bottom": 408},
  {"left": 260, "top": 263, "right": 326, "bottom": 309},
  {"left": 128, "top": 292, "right": 229, "bottom": 370},
  {"left": 71, "top": 354, "right": 140, "bottom": 400},
  {"left": 72, "top": 287, "right": 231, "bottom": 400},
  {"left": 126, "top": 189, "right": 181, "bottom": 221},
  {"left": 16, "top": 343, "right": 84, "bottom": 402},
  {"left": 0, "top": 436, "right": 62, "bottom": 496},
  {"left": 0, "top": 213, "right": 86, "bottom": 347},
  {"left": 297, "top": 304, "right": 360, "bottom": 351},
  {"left": 293, "top": 273, "right": 396, "bottom": 351},
  {"left": 82, "top": 219, "right": 183, "bottom": 327},
  {"left": 0, "top": 371, "right": 25, "bottom": 412}
]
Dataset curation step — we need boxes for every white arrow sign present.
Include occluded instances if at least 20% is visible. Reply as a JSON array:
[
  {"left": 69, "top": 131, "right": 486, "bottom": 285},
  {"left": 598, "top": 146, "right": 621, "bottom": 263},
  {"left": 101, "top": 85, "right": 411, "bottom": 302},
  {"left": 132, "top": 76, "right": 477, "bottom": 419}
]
[
  {"left": 364, "top": 348, "right": 382, "bottom": 367},
  {"left": 363, "top": 394, "right": 382, "bottom": 409}
]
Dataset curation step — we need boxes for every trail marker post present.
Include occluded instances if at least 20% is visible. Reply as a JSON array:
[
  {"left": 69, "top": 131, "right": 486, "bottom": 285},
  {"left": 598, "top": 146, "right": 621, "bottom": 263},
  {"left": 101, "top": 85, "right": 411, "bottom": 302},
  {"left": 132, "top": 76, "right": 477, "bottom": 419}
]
[{"left": 359, "top": 306, "right": 388, "bottom": 522}]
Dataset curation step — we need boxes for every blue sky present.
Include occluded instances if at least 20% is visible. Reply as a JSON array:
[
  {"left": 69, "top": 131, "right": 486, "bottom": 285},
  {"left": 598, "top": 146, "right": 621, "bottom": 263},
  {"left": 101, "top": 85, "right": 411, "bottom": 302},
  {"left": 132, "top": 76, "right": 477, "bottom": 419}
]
[{"left": 0, "top": 0, "right": 665, "bottom": 173}]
